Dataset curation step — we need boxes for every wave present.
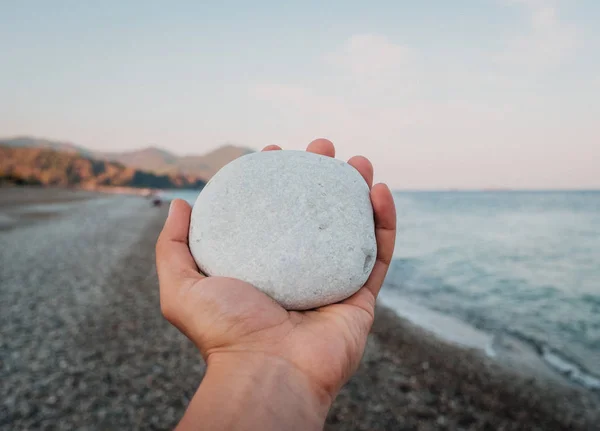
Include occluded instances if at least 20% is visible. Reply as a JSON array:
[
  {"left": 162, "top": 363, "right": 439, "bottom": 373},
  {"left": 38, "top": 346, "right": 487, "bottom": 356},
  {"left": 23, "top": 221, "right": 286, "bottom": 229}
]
[
  {"left": 379, "top": 289, "right": 600, "bottom": 393},
  {"left": 502, "top": 328, "right": 600, "bottom": 391}
]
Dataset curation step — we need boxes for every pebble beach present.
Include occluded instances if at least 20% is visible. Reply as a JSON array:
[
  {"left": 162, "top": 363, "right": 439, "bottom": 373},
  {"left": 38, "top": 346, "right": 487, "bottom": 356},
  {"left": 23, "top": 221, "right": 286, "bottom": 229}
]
[{"left": 1, "top": 187, "right": 598, "bottom": 430}]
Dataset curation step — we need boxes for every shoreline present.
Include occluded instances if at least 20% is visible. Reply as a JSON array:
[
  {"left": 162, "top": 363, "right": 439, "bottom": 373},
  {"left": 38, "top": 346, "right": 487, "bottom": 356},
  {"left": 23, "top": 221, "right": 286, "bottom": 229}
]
[
  {"left": 1, "top": 187, "right": 598, "bottom": 429},
  {"left": 378, "top": 289, "right": 600, "bottom": 393},
  {"left": 0, "top": 183, "right": 162, "bottom": 198},
  {"left": 333, "top": 305, "right": 600, "bottom": 430}
]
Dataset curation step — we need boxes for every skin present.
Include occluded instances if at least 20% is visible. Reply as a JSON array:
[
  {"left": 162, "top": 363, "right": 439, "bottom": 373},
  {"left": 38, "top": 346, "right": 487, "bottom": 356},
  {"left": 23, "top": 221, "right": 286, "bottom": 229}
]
[{"left": 155, "top": 139, "right": 397, "bottom": 430}]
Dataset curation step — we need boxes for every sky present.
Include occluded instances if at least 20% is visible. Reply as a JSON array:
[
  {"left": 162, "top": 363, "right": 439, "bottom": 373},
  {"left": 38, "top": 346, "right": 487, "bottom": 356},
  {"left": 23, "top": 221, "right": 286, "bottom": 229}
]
[{"left": 1, "top": 0, "right": 599, "bottom": 189}]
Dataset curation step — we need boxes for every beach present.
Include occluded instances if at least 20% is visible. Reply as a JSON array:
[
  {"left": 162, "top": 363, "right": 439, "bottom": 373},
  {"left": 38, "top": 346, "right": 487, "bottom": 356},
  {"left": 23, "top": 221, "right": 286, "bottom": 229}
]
[{"left": 1, "top": 188, "right": 598, "bottom": 430}]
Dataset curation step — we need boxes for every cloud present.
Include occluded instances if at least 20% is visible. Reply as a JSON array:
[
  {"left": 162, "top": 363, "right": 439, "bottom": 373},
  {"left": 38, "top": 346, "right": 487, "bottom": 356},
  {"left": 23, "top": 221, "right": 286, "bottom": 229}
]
[
  {"left": 249, "top": 21, "right": 594, "bottom": 188},
  {"left": 324, "top": 34, "right": 418, "bottom": 97},
  {"left": 251, "top": 60, "right": 507, "bottom": 188},
  {"left": 326, "top": 34, "right": 410, "bottom": 80},
  {"left": 250, "top": 33, "right": 425, "bottom": 149},
  {"left": 252, "top": 34, "right": 505, "bottom": 140},
  {"left": 496, "top": 0, "right": 577, "bottom": 68}
]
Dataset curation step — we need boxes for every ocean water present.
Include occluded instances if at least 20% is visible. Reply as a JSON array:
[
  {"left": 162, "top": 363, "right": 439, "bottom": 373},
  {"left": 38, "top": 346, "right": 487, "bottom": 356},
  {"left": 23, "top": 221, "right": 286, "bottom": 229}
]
[
  {"left": 160, "top": 189, "right": 202, "bottom": 205},
  {"left": 164, "top": 189, "right": 600, "bottom": 389},
  {"left": 386, "top": 191, "right": 600, "bottom": 389}
]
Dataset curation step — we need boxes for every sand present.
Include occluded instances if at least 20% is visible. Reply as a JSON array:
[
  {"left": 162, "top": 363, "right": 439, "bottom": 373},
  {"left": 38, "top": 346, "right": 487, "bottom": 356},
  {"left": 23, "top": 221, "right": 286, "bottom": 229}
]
[{"left": 1, "top": 187, "right": 598, "bottom": 430}]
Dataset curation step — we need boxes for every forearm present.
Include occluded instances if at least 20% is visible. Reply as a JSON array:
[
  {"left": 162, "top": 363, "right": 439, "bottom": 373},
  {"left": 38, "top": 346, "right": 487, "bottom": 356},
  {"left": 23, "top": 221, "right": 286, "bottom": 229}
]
[{"left": 176, "top": 353, "right": 332, "bottom": 431}]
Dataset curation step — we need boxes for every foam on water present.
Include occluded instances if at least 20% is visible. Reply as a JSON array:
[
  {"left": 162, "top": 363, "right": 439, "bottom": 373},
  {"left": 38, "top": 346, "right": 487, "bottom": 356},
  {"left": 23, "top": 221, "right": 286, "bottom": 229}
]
[
  {"left": 542, "top": 348, "right": 600, "bottom": 390},
  {"left": 380, "top": 288, "right": 600, "bottom": 391},
  {"left": 378, "top": 289, "right": 495, "bottom": 355}
]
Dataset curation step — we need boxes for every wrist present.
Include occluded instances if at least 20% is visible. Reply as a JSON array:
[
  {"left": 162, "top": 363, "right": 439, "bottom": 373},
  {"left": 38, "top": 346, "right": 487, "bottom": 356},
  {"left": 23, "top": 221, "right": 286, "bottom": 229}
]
[
  {"left": 208, "top": 352, "right": 333, "bottom": 410},
  {"left": 178, "top": 352, "right": 332, "bottom": 431}
]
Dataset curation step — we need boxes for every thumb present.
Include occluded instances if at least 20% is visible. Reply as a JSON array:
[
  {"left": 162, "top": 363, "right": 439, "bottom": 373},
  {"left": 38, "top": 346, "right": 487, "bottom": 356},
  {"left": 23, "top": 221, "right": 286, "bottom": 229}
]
[{"left": 156, "top": 199, "right": 203, "bottom": 291}]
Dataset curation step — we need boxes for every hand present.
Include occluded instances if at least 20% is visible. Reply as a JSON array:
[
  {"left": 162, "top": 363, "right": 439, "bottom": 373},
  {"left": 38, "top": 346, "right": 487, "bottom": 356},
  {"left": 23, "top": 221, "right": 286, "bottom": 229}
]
[{"left": 156, "top": 139, "right": 396, "bottom": 430}]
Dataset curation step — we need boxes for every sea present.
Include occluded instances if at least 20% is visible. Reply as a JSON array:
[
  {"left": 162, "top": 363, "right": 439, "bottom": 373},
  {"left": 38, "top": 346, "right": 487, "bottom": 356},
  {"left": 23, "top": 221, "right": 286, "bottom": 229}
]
[{"left": 162, "top": 189, "right": 600, "bottom": 391}]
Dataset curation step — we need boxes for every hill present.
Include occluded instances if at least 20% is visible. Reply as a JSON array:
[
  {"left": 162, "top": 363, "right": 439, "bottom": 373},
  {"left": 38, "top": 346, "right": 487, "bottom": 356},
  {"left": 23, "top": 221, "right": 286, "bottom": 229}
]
[
  {"left": 0, "top": 136, "right": 95, "bottom": 158},
  {"left": 0, "top": 146, "right": 206, "bottom": 189},
  {"left": 100, "top": 147, "right": 180, "bottom": 173},
  {"left": 100, "top": 144, "right": 253, "bottom": 179},
  {"left": 174, "top": 145, "right": 254, "bottom": 178},
  {"left": 0, "top": 136, "right": 254, "bottom": 181}
]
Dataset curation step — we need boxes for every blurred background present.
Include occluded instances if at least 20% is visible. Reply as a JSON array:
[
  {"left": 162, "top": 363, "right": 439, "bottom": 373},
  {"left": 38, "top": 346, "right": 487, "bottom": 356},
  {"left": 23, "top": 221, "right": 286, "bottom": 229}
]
[{"left": 1, "top": 1, "right": 599, "bottom": 430}]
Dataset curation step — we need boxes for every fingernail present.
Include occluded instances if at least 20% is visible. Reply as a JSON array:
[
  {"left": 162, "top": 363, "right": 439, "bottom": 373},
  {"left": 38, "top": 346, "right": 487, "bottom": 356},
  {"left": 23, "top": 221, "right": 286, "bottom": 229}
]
[{"left": 168, "top": 200, "right": 175, "bottom": 216}]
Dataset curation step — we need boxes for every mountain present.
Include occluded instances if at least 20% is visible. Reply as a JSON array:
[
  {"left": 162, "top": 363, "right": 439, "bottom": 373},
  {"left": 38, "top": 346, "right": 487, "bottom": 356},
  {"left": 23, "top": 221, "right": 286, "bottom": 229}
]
[
  {"left": 100, "top": 146, "right": 180, "bottom": 173},
  {"left": 100, "top": 144, "right": 253, "bottom": 180},
  {"left": 0, "top": 145, "right": 206, "bottom": 189},
  {"left": 0, "top": 136, "right": 95, "bottom": 158},
  {"left": 0, "top": 136, "right": 254, "bottom": 181},
  {"left": 175, "top": 145, "right": 254, "bottom": 178}
]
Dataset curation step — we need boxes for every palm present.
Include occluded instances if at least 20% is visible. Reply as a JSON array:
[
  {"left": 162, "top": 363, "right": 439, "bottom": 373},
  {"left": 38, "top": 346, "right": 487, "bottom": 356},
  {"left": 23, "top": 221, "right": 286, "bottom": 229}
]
[{"left": 181, "top": 275, "right": 375, "bottom": 394}]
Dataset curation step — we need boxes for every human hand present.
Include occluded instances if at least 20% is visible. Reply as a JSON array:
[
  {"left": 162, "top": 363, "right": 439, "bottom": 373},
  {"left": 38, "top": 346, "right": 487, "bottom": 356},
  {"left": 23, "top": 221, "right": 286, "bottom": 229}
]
[{"left": 156, "top": 139, "right": 396, "bottom": 430}]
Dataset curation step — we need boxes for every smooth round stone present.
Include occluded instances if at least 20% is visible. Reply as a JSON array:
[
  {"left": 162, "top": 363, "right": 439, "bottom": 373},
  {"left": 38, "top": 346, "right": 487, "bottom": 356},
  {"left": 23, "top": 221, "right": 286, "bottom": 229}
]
[{"left": 189, "top": 150, "right": 376, "bottom": 310}]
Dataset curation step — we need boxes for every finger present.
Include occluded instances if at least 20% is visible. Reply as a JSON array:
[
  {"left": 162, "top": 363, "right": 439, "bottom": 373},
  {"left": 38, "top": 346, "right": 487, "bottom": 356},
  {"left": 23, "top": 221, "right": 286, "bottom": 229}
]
[
  {"left": 156, "top": 199, "right": 203, "bottom": 291},
  {"left": 306, "top": 138, "right": 335, "bottom": 157},
  {"left": 262, "top": 145, "right": 282, "bottom": 151},
  {"left": 363, "top": 183, "right": 396, "bottom": 298},
  {"left": 347, "top": 156, "right": 374, "bottom": 189}
]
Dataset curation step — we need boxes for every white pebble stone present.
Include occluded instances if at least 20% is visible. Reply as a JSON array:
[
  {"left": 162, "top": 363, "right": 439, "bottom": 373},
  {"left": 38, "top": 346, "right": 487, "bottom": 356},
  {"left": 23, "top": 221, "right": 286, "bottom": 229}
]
[{"left": 189, "top": 150, "right": 376, "bottom": 310}]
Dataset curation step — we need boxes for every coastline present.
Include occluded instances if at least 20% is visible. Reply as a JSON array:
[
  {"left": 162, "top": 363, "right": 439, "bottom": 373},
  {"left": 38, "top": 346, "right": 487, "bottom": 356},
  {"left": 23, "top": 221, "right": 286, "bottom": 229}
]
[
  {"left": 77, "top": 184, "right": 160, "bottom": 197},
  {"left": 378, "top": 290, "right": 600, "bottom": 393},
  {"left": 331, "top": 305, "right": 599, "bottom": 430},
  {"left": 1, "top": 187, "right": 598, "bottom": 429}
]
